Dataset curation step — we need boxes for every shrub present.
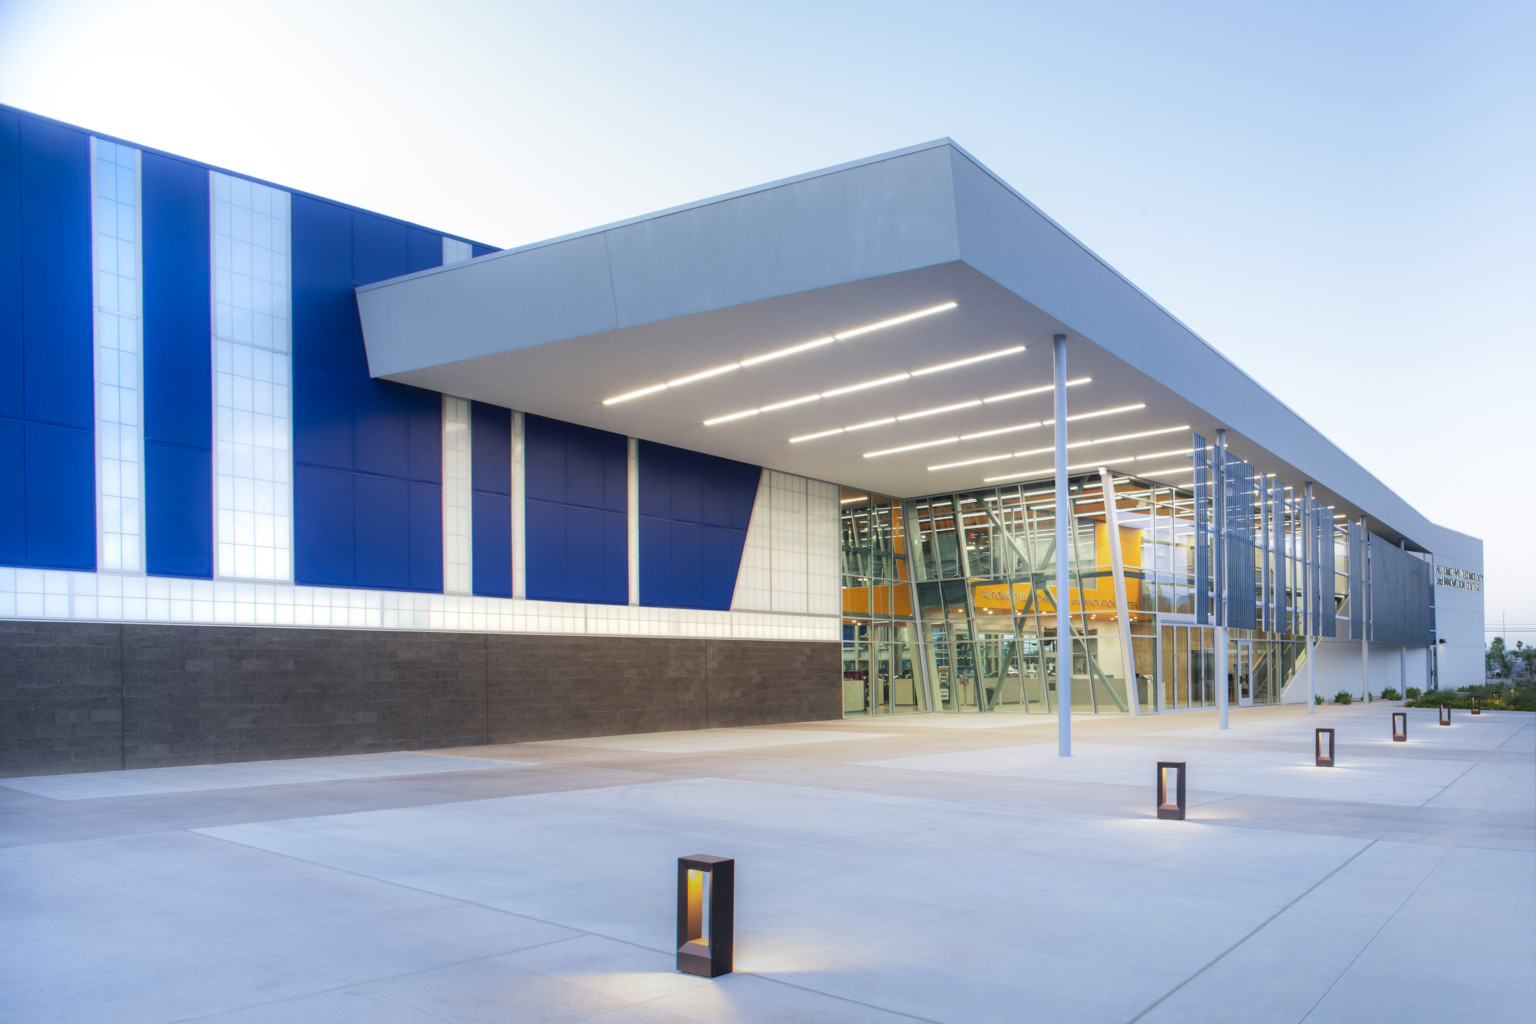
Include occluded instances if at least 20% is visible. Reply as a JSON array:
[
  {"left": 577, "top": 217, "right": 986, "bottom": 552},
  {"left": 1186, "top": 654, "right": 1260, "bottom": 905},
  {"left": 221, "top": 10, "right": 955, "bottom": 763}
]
[
  {"left": 1335, "top": 690, "right": 1353, "bottom": 705},
  {"left": 1406, "top": 686, "right": 1422, "bottom": 700},
  {"left": 1405, "top": 682, "right": 1536, "bottom": 712},
  {"left": 1314, "top": 694, "right": 1325, "bottom": 705},
  {"left": 1380, "top": 687, "right": 1401, "bottom": 701}
]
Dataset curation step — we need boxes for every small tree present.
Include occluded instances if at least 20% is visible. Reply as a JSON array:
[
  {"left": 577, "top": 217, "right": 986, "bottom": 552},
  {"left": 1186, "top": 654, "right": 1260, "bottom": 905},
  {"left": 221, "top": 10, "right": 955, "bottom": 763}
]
[{"left": 1487, "top": 637, "right": 1513, "bottom": 681}]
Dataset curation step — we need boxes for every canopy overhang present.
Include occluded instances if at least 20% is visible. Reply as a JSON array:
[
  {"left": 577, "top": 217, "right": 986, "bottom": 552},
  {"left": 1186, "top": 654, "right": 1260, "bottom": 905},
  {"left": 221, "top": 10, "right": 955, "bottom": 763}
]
[{"left": 356, "top": 140, "right": 1447, "bottom": 553}]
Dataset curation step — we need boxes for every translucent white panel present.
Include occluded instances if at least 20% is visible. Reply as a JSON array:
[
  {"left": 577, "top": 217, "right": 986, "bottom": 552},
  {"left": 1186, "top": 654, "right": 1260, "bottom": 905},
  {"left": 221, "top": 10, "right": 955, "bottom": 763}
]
[
  {"left": 92, "top": 139, "right": 144, "bottom": 573},
  {"left": 212, "top": 172, "right": 292, "bottom": 580},
  {"left": 442, "top": 396, "right": 473, "bottom": 595},
  {"left": 442, "top": 236, "right": 473, "bottom": 264}
]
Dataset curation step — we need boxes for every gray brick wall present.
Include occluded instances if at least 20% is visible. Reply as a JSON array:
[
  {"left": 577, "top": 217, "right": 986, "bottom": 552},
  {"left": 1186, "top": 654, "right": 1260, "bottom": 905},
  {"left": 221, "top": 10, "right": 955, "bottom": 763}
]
[
  {"left": 0, "top": 621, "right": 840, "bottom": 776},
  {"left": 0, "top": 621, "right": 124, "bottom": 776}
]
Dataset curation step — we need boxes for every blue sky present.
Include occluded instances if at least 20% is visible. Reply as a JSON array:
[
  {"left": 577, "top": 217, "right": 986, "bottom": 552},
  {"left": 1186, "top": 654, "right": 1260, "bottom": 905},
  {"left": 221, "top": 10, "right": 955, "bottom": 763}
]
[{"left": 2, "top": 0, "right": 1531, "bottom": 636}]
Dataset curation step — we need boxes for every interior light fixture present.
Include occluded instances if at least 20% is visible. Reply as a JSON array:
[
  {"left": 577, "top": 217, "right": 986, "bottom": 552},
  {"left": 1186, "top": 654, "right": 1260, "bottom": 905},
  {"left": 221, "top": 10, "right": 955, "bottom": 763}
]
[
  {"left": 603, "top": 301, "right": 956, "bottom": 405},
  {"left": 708, "top": 344, "right": 1023, "bottom": 427}
]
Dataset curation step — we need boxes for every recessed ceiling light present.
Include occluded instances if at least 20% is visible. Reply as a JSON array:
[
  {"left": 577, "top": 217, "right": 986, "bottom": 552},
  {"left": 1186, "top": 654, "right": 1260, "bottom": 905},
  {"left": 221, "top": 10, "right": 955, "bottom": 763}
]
[
  {"left": 832, "top": 301, "right": 957, "bottom": 340},
  {"left": 910, "top": 345, "right": 1024, "bottom": 377}
]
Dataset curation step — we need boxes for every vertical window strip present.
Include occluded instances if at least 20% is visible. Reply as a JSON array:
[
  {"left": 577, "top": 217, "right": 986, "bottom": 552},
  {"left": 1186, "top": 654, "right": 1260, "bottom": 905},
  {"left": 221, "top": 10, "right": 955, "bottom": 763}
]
[
  {"left": 92, "top": 138, "right": 145, "bottom": 573},
  {"left": 210, "top": 172, "right": 292, "bottom": 581},
  {"left": 511, "top": 411, "right": 526, "bottom": 599},
  {"left": 442, "top": 396, "right": 473, "bottom": 594},
  {"left": 442, "top": 236, "right": 472, "bottom": 264}
]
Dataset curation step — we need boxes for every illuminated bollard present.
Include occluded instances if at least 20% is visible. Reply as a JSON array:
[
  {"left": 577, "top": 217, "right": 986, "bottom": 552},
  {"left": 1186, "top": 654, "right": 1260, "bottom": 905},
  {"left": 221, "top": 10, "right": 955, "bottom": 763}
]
[
  {"left": 1470, "top": 696, "right": 1480, "bottom": 715},
  {"left": 677, "top": 855, "right": 734, "bottom": 978},
  {"left": 1315, "top": 728, "right": 1335, "bottom": 767},
  {"left": 1439, "top": 705, "right": 1451, "bottom": 727},
  {"left": 1156, "top": 762, "right": 1186, "bottom": 820},
  {"left": 1392, "top": 712, "right": 1407, "bottom": 742}
]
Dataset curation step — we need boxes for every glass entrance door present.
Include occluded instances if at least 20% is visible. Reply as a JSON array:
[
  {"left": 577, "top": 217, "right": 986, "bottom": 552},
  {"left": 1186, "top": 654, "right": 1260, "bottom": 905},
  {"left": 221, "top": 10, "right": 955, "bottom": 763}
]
[
  {"left": 1158, "top": 622, "right": 1218, "bottom": 711},
  {"left": 1231, "top": 640, "right": 1254, "bottom": 707}
]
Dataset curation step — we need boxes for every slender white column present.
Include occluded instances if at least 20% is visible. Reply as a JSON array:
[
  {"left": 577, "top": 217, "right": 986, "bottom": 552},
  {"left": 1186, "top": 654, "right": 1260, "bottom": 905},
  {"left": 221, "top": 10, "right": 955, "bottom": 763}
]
[
  {"left": 1306, "top": 482, "right": 1316, "bottom": 711},
  {"left": 1215, "top": 430, "right": 1229, "bottom": 730},
  {"left": 1053, "top": 334, "right": 1071, "bottom": 757},
  {"left": 627, "top": 437, "right": 640, "bottom": 606},
  {"left": 1099, "top": 468, "right": 1138, "bottom": 716}
]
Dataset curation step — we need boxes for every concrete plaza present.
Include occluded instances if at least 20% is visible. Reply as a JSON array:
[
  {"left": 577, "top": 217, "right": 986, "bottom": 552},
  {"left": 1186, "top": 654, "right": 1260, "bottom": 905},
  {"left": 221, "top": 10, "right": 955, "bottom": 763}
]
[{"left": 2, "top": 702, "right": 1531, "bottom": 1024}]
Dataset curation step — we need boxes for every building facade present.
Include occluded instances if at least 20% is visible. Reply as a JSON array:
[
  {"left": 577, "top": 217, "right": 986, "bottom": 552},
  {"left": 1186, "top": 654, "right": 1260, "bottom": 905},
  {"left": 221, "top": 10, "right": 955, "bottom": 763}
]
[{"left": 0, "top": 106, "right": 1484, "bottom": 776}]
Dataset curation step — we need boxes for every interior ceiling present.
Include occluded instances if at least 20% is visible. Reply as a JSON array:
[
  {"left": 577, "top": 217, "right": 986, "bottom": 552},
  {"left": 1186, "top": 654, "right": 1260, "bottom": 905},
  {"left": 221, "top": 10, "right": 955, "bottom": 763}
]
[{"left": 378, "top": 261, "right": 1363, "bottom": 529}]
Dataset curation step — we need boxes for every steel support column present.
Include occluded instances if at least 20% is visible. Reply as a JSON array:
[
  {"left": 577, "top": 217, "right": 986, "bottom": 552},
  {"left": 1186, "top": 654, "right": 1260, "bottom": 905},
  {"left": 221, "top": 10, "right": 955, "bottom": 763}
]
[
  {"left": 1305, "top": 483, "right": 1316, "bottom": 711},
  {"left": 1100, "top": 468, "right": 1139, "bottom": 715},
  {"left": 1053, "top": 334, "right": 1072, "bottom": 756},
  {"left": 1215, "top": 430, "right": 1229, "bottom": 730}
]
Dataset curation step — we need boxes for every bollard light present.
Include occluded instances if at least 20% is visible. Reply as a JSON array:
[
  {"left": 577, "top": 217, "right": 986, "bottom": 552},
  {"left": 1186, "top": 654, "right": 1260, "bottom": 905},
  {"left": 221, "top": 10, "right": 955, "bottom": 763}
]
[
  {"left": 677, "top": 855, "right": 734, "bottom": 978},
  {"left": 1315, "top": 728, "right": 1335, "bottom": 768},
  {"left": 1470, "top": 696, "right": 1480, "bottom": 715},
  {"left": 1439, "top": 705, "right": 1451, "bottom": 727},
  {"left": 1156, "top": 762, "right": 1186, "bottom": 820},
  {"left": 1392, "top": 712, "right": 1407, "bottom": 742}
]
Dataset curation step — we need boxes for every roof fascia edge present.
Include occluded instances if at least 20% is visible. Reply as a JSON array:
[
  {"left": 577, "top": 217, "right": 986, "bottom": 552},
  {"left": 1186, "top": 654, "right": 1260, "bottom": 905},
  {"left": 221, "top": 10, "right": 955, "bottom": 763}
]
[{"left": 357, "top": 139, "right": 961, "bottom": 293}]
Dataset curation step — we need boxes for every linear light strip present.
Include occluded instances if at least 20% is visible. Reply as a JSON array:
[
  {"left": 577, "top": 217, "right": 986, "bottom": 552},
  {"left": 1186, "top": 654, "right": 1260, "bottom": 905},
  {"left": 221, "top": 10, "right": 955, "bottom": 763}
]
[
  {"left": 789, "top": 376, "right": 1087, "bottom": 444},
  {"left": 603, "top": 301, "right": 956, "bottom": 405},
  {"left": 895, "top": 403, "right": 1151, "bottom": 466},
  {"left": 709, "top": 344, "right": 1023, "bottom": 427}
]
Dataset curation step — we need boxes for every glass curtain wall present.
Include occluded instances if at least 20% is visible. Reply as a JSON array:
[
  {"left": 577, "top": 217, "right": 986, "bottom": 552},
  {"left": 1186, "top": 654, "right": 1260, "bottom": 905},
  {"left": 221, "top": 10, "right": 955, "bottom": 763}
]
[
  {"left": 839, "top": 449, "right": 1358, "bottom": 718},
  {"left": 841, "top": 489, "right": 924, "bottom": 715}
]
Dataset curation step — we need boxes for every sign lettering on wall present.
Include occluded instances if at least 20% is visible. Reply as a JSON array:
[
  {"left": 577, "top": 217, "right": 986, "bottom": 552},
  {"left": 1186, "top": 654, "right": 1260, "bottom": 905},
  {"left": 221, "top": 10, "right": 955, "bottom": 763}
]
[{"left": 1435, "top": 565, "right": 1482, "bottom": 593}]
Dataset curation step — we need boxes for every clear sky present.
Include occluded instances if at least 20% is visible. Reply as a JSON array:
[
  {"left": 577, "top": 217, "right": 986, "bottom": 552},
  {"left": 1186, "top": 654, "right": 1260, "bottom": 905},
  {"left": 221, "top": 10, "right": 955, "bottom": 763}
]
[{"left": 3, "top": 0, "right": 1531, "bottom": 639}]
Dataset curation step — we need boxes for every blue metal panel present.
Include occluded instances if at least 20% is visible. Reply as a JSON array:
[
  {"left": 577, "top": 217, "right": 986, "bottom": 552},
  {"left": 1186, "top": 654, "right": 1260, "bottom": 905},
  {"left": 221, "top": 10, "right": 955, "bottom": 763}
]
[
  {"left": 526, "top": 414, "right": 625, "bottom": 511},
  {"left": 408, "top": 480, "right": 443, "bottom": 593},
  {"left": 602, "top": 509, "right": 627, "bottom": 604},
  {"left": 472, "top": 487, "right": 512, "bottom": 598},
  {"left": 0, "top": 110, "right": 21, "bottom": 421},
  {"left": 637, "top": 441, "right": 669, "bottom": 520},
  {"left": 638, "top": 517, "right": 671, "bottom": 607},
  {"left": 406, "top": 227, "right": 442, "bottom": 274},
  {"left": 24, "top": 423, "right": 94, "bottom": 569},
  {"left": 470, "top": 243, "right": 496, "bottom": 258},
  {"left": 471, "top": 402, "right": 510, "bottom": 495},
  {"left": 0, "top": 419, "right": 23, "bottom": 564},
  {"left": 293, "top": 369, "right": 353, "bottom": 470},
  {"left": 352, "top": 212, "right": 407, "bottom": 286},
  {"left": 668, "top": 449, "right": 703, "bottom": 524},
  {"left": 700, "top": 467, "right": 732, "bottom": 528},
  {"left": 636, "top": 440, "right": 758, "bottom": 609},
  {"left": 20, "top": 116, "right": 93, "bottom": 430},
  {"left": 140, "top": 152, "right": 213, "bottom": 578},
  {"left": 141, "top": 151, "right": 211, "bottom": 449},
  {"left": 562, "top": 505, "right": 604, "bottom": 603},
  {"left": 144, "top": 442, "right": 213, "bottom": 578},
  {"left": 406, "top": 387, "right": 440, "bottom": 483},
  {"left": 354, "top": 474, "right": 410, "bottom": 590},
  {"left": 291, "top": 195, "right": 363, "bottom": 375},
  {"left": 352, "top": 377, "right": 409, "bottom": 478},
  {"left": 668, "top": 521, "right": 704, "bottom": 609},
  {"left": 730, "top": 463, "right": 759, "bottom": 530},
  {"left": 294, "top": 465, "right": 354, "bottom": 586},
  {"left": 701, "top": 524, "right": 747, "bottom": 610},
  {"left": 524, "top": 499, "right": 565, "bottom": 601}
]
